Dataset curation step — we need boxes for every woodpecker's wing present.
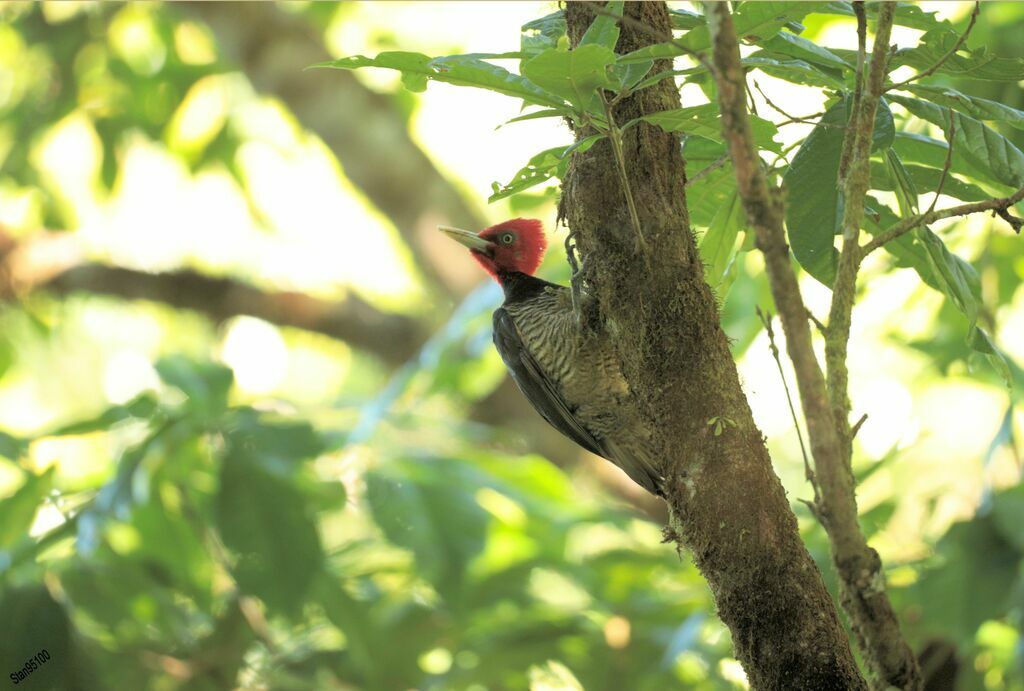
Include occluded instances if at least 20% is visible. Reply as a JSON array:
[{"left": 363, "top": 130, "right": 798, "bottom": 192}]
[{"left": 492, "top": 307, "right": 608, "bottom": 459}]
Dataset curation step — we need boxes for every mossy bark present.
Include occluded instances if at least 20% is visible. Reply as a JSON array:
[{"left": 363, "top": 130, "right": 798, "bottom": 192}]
[{"left": 562, "top": 4, "right": 866, "bottom": 688}]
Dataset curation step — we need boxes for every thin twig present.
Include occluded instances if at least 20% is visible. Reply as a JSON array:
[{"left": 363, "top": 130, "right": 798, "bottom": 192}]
[
  {"left": 807, "top": 309, "right": 828, "bottom": 336},
  {"left": 851, "top": 413, "right": 868, "bottom": 439},
  {"left": 888, "top": 1, "right": 980, "bottom": 91},
  {"left": 925, "top": 109, "right": 956, "bottom": 217},
  {"left": 759, "top": 307, "right": 816, "bottom": 497},
  {"left": 753, "top": 80, "right": 822, "bottom": 125},
  {"left": 600, "top": 91, "right": 649, "bottom": 255},
  {"left": 863, "top": 185, "right": 1024, "bottom": 255},
  {"left": 775, "top": 112, "right": 831, "bottom": 128},
  {"left": 685, "top": 154, "right": 729, "bottom": 188}
]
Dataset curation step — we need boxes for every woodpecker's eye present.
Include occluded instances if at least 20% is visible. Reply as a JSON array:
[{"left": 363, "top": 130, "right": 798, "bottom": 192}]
[{"left": 499, "top": 232, "right": 515, "bottom": 245}]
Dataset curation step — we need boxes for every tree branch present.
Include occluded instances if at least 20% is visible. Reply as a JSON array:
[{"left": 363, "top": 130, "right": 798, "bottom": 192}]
[
  {"left": 863, "top": 185, "right": 1024, "bottom": 254},
  {"left": 562, "top": 2, "right": 866, "bottom": 687},
  {"left": 0, "top": 233, "right": 426, "bottom": 365},
  {"left": 706, "top": 3, "right": 921, "bottom": 688}
]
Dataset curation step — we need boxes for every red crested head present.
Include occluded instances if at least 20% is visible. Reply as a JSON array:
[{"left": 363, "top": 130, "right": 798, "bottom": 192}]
[{"left": 439, "top": 218, "right": 547, "bottom": 282}]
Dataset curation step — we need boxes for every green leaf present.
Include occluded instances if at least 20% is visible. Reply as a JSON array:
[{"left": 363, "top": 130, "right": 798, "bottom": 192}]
[
  {"left": 215, "top": 446, "right": 324, "bottom": 617},
  {"left": 156, "top": 356, "right": 233, "bottom": 418},
  {"left": 324, "top": 51, "right": 568, "bottom": 111},
  {"left": 500, "top": 108, "right": 567, "bottom": 127},
  {"left": 521, "top": 10, "right": 566, "bottom": 59},
  {"left": 620, "top": 2, "right": 826, "bottom": 64},
  {"left": 699, "top": 192, "right": 744, "bottom": 289},
  {"left": 757, "top": 31, "right": 851, "bottom": 71},
  {"left": 992, "top": 484, "right": 1024, "bottom": 553},
  {"left": 579, "top": 1, "right": 622, "bottom": 51},
  {"left": 863, "top": 178, "right": 1011, "bottom": 385},
  {"left": 0, "top": 468, "right": 53, "bottom": 549},
  {"left": 48, "top": 394, "right": 158, "bottom": 436},
  {"left": 892, "top": 29, "right": 1024, "bottom": 82},
  {"left": 670, "top": 8, "right": 705, "bottom": 30},
  {"left": 870, "top": 160, "right": 991, "bottom": 203},
  {"left": 365, "top": 457, "right": 489, "bottom": 595},
  {"left": 913, "top": 514, "right": 1019, "bottom": 645},
  {"left": 131, "top": 500, "right": 213, "bottom": 601},
  {"left": 684, "top": 138, "right": 735, "bottom": 227},
  {"left": 0, "top": 336, "right": 13, "bottom": 382},
  {"left": 816, "top": 2, "right": 951, "bottom": 32},
  {"left": 890, "top": 94, "right": 1024, "bottom": 189},
  {"left": 737, "top": 54, "right": 847, "bottom": 89},
  {"left": 639, "top": 103, "right": 781, "bottom": 152},
  {"left": 611, "top": 59, "right": 654, "bottom": 92},
  {"left": 783, "top": 98, "right": 894, "bottom": 285},
  {"left": 891, "top": 132, "right": 1004, "bottom": 191},
  {"left": 521, "top": 45, "right": 617, "bottom": 115},
  {"left": 0, "top": 430, "right": 25, "bottom": 461},
  {"left": 224, "top": 408, "right": 327, "bottom": 468},
  {"left": 904, "top": 85, "right": 1024, "bottom": 131},
  {"left": 489, "top": 136, "right": 604, "bottom": 203},
  {"left": 0, "top": 585, "right": 96, "bottom": 690}
]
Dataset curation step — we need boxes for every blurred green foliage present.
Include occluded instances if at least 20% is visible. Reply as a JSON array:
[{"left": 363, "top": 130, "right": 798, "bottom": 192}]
[{"left": 0, "top": 2, "right": 1023, "bottom": 690}]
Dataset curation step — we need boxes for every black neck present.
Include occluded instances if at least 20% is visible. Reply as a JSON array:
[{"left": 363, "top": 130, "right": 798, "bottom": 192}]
[{"left": 497, "top": 271, "right": 559, "bottom": 303}]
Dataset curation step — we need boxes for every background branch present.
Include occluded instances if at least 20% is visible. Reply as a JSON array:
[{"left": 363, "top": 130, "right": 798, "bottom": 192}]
[{"left": 0, "top": 232, "right": 426, "bottom": 365}]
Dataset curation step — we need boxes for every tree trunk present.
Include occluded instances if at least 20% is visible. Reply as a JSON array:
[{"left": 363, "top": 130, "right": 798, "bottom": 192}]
[{"left": 562, "top": 4, "right": 866, "bottom": 688}]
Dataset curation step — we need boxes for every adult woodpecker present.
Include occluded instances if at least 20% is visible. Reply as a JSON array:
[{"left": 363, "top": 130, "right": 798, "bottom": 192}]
[{"left": 439, "top": 218, "right": 663, "bottom": 496}]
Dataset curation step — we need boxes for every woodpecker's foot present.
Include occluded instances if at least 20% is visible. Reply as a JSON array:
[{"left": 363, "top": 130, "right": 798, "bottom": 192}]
[{"left": 564, "top": 229, "right": 581, "bottom": 277}]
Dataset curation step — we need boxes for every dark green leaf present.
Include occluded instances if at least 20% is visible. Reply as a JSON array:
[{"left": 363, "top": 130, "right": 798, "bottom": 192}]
[
  {"left": 783, "top": 98, "right": 894, "bottom": 284},
  {"left": 992, "top": 484, "right": 1024, "bottom": 553},
  {"left": 0, "top": 585, "right": 96, "bottom": 691},
  {"left": 870, "top": 160, "right": 991, "bottom": 203},
  {"left": 155, "top": 356, "right": 233, "bottom": 418},
  {"left": 132, "top": 500, "right": 212, "bottom": 601},
  {"left": 891, "top": 132, "right": 1004, "bottom": 191},
  {"left": 890, "top": 94, "right": 1024, "bottom": 189},
  {"left": 215, "top": 447, "right": 324, "bottom": 616},
  {"left": 224, "top": 408, "right": 327, "bottom": 468},
  {"left": 365, "top": 457, "right": 489, "bottom": 595},
  {"left": 0, "top": 468, "right": 53, "bottom": 549},
  {"left": 913, "top": 514, "right": 1019, "bottom": 645}
]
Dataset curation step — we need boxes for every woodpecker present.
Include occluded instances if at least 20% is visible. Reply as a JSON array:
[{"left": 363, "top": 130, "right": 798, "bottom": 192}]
[{"left": 439, "top": 219, "right": 663, "bottom": 495}]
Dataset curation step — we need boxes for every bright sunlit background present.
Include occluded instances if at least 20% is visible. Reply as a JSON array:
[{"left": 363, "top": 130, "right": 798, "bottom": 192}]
[{"left": 1, "top": 2, "right": 1022, "bottom": 690}]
